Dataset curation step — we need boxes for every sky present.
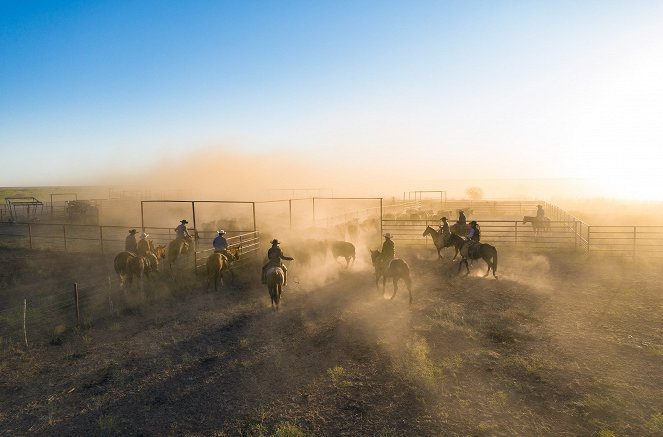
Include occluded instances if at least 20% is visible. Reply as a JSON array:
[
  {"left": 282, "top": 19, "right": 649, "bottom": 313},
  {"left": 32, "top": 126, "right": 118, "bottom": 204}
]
[{"left": 1, "top": 1, "right": 663, "bottom": 199}]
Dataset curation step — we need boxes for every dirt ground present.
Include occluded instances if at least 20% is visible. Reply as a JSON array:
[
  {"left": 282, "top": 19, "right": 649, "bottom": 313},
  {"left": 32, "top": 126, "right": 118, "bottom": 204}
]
[{"left": 1, "top": 246, "right": 662, "bottom": 436}]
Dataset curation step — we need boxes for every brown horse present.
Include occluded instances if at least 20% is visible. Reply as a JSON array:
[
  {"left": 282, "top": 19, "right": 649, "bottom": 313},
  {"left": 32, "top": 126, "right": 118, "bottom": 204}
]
[
  {"left": 114, "top": 251, "right": 159, "bottom": 290},
  {"left": 167, "top": 235, "right": 193, "bottom": 271},
  {"left": 205, "top": 247, "right": 240, "bottom": 291},
  {"left": 523, "top": 216, "right": 551, "bottom": 236},
  {"left": 330, "top": 240, "right": 356, "bottom": 268},
  {"left": 422, "top": 226, "right": 466, "bottom": 260},
  {"left": 370, "top": 249, "right": 413, "bottom": 304},
  {"left": 458, "top": 242, "right": 498, "bottom": 278},
  {"left": 265, "top": 265, "right": 285, "bottom": 310}
]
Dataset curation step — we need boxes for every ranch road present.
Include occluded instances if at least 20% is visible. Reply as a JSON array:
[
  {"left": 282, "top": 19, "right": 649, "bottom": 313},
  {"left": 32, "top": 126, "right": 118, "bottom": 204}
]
[{"left": 1, "top": 248, "right": 662, "bottom": 436}]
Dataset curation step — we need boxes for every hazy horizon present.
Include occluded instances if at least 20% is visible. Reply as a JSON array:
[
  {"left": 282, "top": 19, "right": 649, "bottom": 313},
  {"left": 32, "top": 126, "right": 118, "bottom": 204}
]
[{"left": 2, "top": 1, "right": 662, "bottom": 200}]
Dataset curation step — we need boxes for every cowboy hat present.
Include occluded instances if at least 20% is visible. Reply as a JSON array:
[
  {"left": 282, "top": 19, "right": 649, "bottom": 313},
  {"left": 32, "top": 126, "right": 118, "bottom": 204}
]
[
  {"left": 441, "top": 217, "right": 447, "bottom": 221},
  {"left": 384, "top": 233, "right": 392, "bottom": 238},
  {"left": 180, "top": 219, "right": 188, "bottom": 224},
  {"left": 141, "top": 232, "right": 149, "bottom": 239},
  {"left": 470, "top": 220, "right": 477, "bottom": 225},
  {"left": 271, "top": 239, "right": 280, "bottom": 245},
  {"left": 128, "top": 229, "right": 137, "bottom": 234},
  {"left": 218, "top": 230, "right": 226, "bottom": 235}
]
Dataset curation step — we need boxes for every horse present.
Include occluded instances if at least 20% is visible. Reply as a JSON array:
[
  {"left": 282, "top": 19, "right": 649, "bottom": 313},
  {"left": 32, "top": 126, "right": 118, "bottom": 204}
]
[
  {"left": 205, "top": 247, "right": 240, "bottom": 292},
  {"left": 330, "top": 240, "right": 356, "bottom": 268},
  {"left": 458, "top": 241, "right": 498, "bottom": 278},
  {"left": 167, "top": 235, "right": 193, "bottom": 271},
  {"left": 114, "top": 251, "right": 159, "bottom": 290},
  {"left": 422, "top": 226, "right": 467, "bottom": 260},
  {"left": 370, "top": 250, "right": 413, "bottom": 304},
  {"left": 450, "top": 222, "right": 470, "bottom": 236},
  {"left": 523, "top": 216, "right": 551, "bottom": 236},
  {"left": 265, "top": 265, "right": 285, "bottom": 310},
  {"left": 153, "top": 244, "right": 166, "bottom": 261}
]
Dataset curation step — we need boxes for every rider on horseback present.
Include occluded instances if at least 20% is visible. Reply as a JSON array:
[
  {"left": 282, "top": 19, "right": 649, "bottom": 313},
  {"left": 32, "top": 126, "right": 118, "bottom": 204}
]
[
  {"left": 125, "top": 229, "right": 138, "bottom": 253},
  {"left": 175, "top": 219, "right": 191, "bottom": 241},
  {"left": 536, "top": 204, "right": 545, "bottom": 220},
  {"left": 458, "top": 210, "right": 467, "bottom": 226},
  {"left": 380, "top": 233, "right": 395, "bottom": 267},
  {"left": 136, "top": 232, "right": 152, "bottom": 255},
  {"left": 213, "top": 230, "right": 232, "bottom": 260},
  {"left": 261, "top": 239, "right": 294, "bottom": 286},
  {"left": 465, "top": 221, "right": 481, "bottom": 258},
  {"left": 438, "top": 217, "right": 451, "bottom": 245}
]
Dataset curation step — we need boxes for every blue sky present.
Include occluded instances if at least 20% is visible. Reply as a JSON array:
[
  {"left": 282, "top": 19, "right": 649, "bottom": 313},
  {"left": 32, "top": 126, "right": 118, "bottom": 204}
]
[{"left": 1, "top": 1, "right": 663, "bottom": 198}]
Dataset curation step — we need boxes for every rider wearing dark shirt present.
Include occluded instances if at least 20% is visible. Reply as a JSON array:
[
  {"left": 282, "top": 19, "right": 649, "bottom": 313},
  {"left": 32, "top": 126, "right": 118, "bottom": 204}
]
[{"left": 262, "top": 239, "right": 294, "bottom": 286}]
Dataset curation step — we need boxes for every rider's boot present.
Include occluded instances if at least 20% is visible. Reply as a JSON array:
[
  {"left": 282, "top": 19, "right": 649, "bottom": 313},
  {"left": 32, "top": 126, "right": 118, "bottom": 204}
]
[{"left": 283, "top": 269, "right": 288, "bottom": 287}]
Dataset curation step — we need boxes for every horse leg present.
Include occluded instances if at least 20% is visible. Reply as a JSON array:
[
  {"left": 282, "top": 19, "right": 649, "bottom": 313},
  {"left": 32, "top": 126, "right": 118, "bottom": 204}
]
[
  {"left": 345, "top": 257, "right": 350, "bottom": 268},
  {"left": 390, "top": 278, "right": 398, "bottom": 300},
  {"left": 405, "top": 276, "right": 413, "bottom": 304}
]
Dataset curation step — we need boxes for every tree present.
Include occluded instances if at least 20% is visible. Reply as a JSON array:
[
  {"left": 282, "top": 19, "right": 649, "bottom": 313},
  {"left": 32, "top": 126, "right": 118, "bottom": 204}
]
[{"left": 465, "top": 186, "right": 483, "bottom": 201}]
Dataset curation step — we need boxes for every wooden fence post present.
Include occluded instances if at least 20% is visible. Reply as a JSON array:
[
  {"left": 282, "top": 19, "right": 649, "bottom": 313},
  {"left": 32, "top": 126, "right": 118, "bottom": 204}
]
[
  {"left": 23, "top": 299, "right": 28, "bottom": 348},
  {"left": 73, "top": 283, "right": 80, "bottom": 326},
  {"left": 107, "top": 275, "right": 113, "bottom": 315},
  {"left": 587, "top": 226, "right": 591, "bottom": 254},
  {"left": 63, "top": 225, "right": 67, "bottom": 252},
  {"left": 100, "top": 226, "right": 104, "bottom": 255}
]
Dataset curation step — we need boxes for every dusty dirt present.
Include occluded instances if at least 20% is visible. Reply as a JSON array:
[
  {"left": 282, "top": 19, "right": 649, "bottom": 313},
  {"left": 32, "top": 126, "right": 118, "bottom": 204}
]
[{"left": 1, "top": 246, "right": 662, "bottom": 436}]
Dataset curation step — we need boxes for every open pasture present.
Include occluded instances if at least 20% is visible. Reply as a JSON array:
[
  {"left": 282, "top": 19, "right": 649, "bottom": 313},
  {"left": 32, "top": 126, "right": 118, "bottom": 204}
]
[{"left": 1, "top": 239, "right": 662, "bottom": 435}]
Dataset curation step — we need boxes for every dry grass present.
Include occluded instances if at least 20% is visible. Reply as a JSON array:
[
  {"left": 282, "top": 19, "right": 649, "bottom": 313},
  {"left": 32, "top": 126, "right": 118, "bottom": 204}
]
[{"left": 0, "top": 245, "right": 662, "bottom": 435}]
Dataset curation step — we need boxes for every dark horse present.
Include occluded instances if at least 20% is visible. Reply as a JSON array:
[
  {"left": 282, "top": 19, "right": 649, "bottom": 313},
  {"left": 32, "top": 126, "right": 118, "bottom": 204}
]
[
  {"left": 422, "top": 226, "right": 465, "bottom": 259},
  {"left": 458, "top": 241, "right": 498, "bottom": 278},
  {"left": 523, "top": 216, "right": 551, "bottom": 236},
  {"left": 370, "top": 249, "right": 413, "bottom": 304},
  {"left": 205, "top": 247, "right": 240, "bottom": 292},
  {"left": 167, "top": 234, "right": 193, "bottom": 271},
  {"left": 450, "top": 222, "right": 470, "bottom": 236},
  {"left": 265, "top": 265, "right": 285, "bottom": 310}
]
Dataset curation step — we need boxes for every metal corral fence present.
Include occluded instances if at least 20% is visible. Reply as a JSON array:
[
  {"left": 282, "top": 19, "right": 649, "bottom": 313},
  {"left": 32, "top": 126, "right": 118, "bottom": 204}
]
[
  {"left": 586, "top": 226, "right": 663, "bottom": 258},
  {"left": 0, "top": 222, "right": 261, "bottom": 263},
  {"left": 193, "top": 231, "right": 261, "bottom": 273},
  {"left": 386, "top": 219, "right": 582, "bottom": 249}
]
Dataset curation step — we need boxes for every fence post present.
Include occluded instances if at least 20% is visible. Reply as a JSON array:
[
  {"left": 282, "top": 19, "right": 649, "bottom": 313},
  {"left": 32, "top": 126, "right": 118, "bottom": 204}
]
[
  {"left": 63, "top": 225, "right": 67, "bottom": 252},
  {"left": 28, "top": 224, "right": 32, "bottom": 249},
  {"left": 514, "top": 221, "right": 518, "bottom": 246},
  {"left": 107, "top": 275, "right": 113, "bottom": 315},
  {"left": 73, "top": 283, "right": 80, "bottom": 326},
  {"left": 633, "top": 226, "right": 637, "bottom": 260},
  {"left": 23, "top": 298, "right": 28, "bottom": 348},
  {"left": 574, "top": 221, "right": 578, "bottom": 250},
  {"left": 99, "top": 226, "right": 104, "bottom": 255},
  {"left": 587, "top": 226, "right": 591, "bottom": 254}
]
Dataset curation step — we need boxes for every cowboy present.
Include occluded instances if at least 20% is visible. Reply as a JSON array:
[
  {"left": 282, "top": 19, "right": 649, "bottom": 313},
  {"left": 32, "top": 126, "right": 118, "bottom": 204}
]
[
  {"left": 536, "top": 204, "right": 545, "bottom": 220},
  {"left": 465, "top": 220, "right": 481, "bottom": 258},
  {"left": 136, "top": 232, "right": 152, "bottom": 255},
  {"left": 261, "top": 239, "right": 294, "bottom": 286},
  {"left": 175, "top": 219, "right": 191, "bottom": 240},
  {"left": 458, "top": 210, "right": 467, "bottom": 226},
  {"left": 212, "top": 230, "right": 231, "bottom": 259},
  {"left": 380, "top": 232, "right": 395, "bottom": 266},
  {"left": 125, "top": 229, "right": 138, "bottom": 252},
  {"left": 438, "top": 217, "right": 451, "bottom": 244}
]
